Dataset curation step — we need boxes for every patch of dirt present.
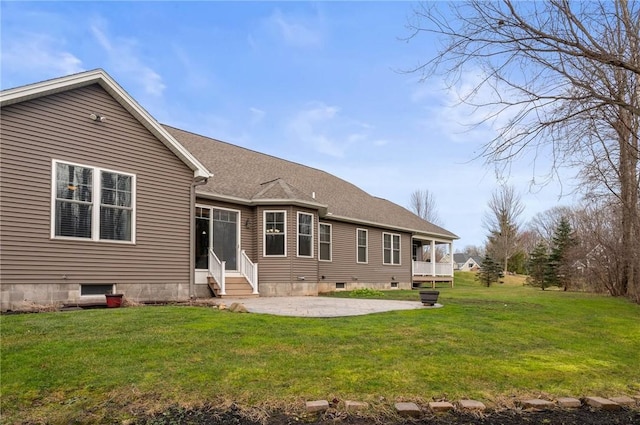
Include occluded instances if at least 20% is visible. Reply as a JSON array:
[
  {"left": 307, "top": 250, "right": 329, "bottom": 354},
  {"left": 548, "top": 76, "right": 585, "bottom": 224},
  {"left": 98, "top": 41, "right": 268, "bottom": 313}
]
[{"left": 137, "top": 405, "right": 640, "bottom": 425}]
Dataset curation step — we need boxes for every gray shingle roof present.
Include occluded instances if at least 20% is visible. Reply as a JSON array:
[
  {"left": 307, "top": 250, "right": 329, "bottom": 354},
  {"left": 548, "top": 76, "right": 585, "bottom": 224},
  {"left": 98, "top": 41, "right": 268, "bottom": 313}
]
[{"left": 165, "top": 125, "right": 458, "bottom": 240}]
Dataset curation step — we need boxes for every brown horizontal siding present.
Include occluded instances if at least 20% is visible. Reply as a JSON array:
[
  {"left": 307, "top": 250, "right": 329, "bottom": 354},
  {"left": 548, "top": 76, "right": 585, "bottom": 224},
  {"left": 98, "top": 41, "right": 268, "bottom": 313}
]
[
  {"left": 0, "top": 84, "right": 194, "bottom": 289},
  {"left": 1, "top": 98, "right": 184, "bottom": 178},
  {"left": 319, "top": 221, "right": 411, "bottom": 284}
]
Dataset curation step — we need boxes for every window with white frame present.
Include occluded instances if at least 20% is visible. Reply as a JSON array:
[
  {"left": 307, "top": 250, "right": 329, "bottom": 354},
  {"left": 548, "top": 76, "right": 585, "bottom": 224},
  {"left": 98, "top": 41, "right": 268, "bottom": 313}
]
[
  {"left": 53, "top": 160, "right": 134, "bottom": 242},
  {"left": 297, "top": 212, "right": 313, "bottom": 257},
  {"left": 383, "top": 232, "right": 401, "bottom": 265},
  {"left": 319, "top": 223, "right": 331, "bottom": 261},
  {"left": 357, "top": 228, "right": 368, "bottom": 263},
  {"left": 264, "top": 211, "right": 286, "bottom": 256}
]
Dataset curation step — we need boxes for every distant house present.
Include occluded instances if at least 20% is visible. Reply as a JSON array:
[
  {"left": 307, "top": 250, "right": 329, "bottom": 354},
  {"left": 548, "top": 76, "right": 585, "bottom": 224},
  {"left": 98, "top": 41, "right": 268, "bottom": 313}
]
[
  {"left": 442, "top": 254, "right": 483, "bottom": 271},
  {"left": 0, "top": 70, "right": 458, "bottom": 311},
  {"left": 573, "top": 244, "right": 604, "bottom": 273}
]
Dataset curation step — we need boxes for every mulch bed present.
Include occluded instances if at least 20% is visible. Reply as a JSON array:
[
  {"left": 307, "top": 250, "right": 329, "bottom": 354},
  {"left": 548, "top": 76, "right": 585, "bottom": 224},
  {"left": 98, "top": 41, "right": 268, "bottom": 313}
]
[{"left": 138, "top": 404, "right": 640, "bottom": 425}]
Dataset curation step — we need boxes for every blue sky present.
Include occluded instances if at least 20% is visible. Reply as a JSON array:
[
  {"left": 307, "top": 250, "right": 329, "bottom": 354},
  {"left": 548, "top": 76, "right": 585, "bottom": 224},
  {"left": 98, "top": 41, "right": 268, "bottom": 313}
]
[{"left": 1, "top": 1, "right": 576, "bottom": 248}]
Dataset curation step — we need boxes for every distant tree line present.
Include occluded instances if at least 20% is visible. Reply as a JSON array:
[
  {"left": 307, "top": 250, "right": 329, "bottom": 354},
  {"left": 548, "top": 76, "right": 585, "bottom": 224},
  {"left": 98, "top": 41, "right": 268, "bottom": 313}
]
[{"left": 453, "top": 184, "right": 633, "bottom": 298}]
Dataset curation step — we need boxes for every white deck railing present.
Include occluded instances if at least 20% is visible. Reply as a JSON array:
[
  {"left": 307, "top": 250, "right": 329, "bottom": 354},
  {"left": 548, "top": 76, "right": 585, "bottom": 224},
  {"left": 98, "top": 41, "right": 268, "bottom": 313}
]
[
  {"left": 208, "top": 248, "right": 226, "bottom": 295},
  {"left": 435, "top": 262, "right": 453, "bottom": 276},
  {"left": 240, "top": 250, "right": 259, "bottom": 294},
  {"left": 412, "top": 260, "right": 453, "bottom": 277}
]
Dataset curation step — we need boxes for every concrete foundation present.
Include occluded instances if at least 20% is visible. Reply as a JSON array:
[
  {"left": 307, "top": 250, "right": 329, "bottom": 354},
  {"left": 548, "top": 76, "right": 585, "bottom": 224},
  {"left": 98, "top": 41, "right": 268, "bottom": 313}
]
[
  {"left": 1, "top": 282, "right": 190, "bottom": 311},
  {"left": 317, "top": 280, "right": 411, "bottom": 293},
  {"left": 258, "top": 281, "right": 319, "bottom": 297},
  {"left": 3, "top": 279, "right": 415, "bottom": 311}
]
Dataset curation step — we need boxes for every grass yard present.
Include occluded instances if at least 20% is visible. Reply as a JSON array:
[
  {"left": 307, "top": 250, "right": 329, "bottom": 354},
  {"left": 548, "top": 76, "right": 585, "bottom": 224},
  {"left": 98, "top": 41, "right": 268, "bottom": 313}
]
[{"left": 1, "top": 272, "right": 639, "bottom": 423}]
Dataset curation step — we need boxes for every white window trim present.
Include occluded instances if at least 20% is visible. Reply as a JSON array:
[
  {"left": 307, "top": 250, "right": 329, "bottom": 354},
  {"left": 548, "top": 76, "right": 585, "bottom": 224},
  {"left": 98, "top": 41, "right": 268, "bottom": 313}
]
[
  {"left": 382, "top": 232, "right": 401, "bottom": 265},
  {"left": 51, "top": 159, "right": 136, "bottom": 244},
  {"left": 263, "top": 210, "right": 287, "bottom": 257},
  {"left": 356, "top": 228, "right": 368, "bottom": 264},
  {"left": 318, "top": 222, "right": 332, "bottom": 262},
  {"left": 297, "top": 211, "right": 314, "bottom": 258}
]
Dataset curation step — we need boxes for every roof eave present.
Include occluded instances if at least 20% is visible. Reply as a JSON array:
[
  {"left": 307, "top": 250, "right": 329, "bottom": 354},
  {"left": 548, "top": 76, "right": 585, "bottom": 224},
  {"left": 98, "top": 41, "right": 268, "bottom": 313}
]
[
  {"left": 323, "top": 213, "right": 459, "bottom": 241},
  {"left": 195, "top": 191, "right": 329, "bottom": 215},
  {"left": 0, "top": 69, "right": 212, "bottom": 180}
]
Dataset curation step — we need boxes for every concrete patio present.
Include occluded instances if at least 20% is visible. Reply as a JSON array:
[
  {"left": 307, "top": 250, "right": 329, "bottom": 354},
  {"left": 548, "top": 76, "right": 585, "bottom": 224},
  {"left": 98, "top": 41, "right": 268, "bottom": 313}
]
[{"left": 217, "top": 296, "right": 442, "bottom": 317}]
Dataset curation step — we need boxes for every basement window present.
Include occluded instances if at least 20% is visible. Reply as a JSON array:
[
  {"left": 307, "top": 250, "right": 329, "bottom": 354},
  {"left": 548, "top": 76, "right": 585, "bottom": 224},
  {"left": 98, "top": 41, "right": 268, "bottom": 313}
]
[
  {"left": 335, "top": 282, "right": 346, "bottom": 290},
  {"left": 390, "top": 282, "right": 399, "bottom": 288},
  {"left": 80, "top": 284, "right": 114, "bottom": 296}
]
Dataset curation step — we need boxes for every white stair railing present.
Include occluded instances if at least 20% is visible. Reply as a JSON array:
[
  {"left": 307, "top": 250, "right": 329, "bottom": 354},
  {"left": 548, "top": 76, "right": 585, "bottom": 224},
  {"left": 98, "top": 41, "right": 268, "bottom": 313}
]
[
  {"left": 240, "top": 250, "right": 259, "bottom": 294},
  {"left": 208, "top": 248, "right": 226, "bottom": 295}
]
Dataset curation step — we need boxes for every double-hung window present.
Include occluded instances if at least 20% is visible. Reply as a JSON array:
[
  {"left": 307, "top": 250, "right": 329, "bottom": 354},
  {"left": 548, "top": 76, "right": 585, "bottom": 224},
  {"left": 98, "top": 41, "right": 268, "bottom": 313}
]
[
  {"left": 319, "top": 223, "right": 331, "bottom": 261},
  {"left": 383, "top": 232, "right": 401, "bottom": 265},
  {"left": 356, "top": 228, "right": 368, "bottom": 263},
  {"left": 264, "top": 211, "right": 286, "bottom": 256},
  {"left": 53, "top": 160, "right": 135, "bottom": 242},
  {"left": 297, "top": 212, "right": 313, "bottom": 257}
]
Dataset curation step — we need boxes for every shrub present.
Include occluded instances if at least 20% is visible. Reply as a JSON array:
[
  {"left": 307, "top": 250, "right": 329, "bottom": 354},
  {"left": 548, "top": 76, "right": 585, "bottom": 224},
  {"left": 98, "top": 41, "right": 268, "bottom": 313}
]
[{"left": 349, "top": 288, "right": 385, "bottom": 297}]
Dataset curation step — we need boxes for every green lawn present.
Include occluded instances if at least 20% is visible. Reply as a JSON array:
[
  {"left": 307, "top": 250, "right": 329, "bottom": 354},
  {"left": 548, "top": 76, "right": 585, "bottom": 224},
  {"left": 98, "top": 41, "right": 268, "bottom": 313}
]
[{"left": 2, "top": 272, "right": 639, "bottom": 424}]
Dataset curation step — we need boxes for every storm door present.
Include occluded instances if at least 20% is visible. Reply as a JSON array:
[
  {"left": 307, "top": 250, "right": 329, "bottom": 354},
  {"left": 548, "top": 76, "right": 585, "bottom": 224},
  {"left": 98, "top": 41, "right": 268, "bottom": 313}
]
[{"left": 212, "top": 208, "right": 239, "bottom": 271}]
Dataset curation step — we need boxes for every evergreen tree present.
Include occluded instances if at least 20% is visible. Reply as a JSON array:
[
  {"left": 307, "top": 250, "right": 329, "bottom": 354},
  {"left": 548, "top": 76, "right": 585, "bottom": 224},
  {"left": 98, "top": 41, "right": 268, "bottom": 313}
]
[
  {"left": 476, "top": 255, "right": 503, "bottom": 287},
  {"left": 527, "top": 241, "right": 549, "bottom": 289},
  {"left": 547, "top": 217, "right": 577, "bottom": 290},
  {"left": 508, "top": 250, "right": 527, "bottom": 275}
]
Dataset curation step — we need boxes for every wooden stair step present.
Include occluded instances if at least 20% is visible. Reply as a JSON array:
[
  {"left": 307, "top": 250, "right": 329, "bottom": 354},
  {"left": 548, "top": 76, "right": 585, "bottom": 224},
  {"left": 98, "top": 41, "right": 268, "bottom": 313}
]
[{"left": 207, "top": 275, "right": 257, "bottom": 298}]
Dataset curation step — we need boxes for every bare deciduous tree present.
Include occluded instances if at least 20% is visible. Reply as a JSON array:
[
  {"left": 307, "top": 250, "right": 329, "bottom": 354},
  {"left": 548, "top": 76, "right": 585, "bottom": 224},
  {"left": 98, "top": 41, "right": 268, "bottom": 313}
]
[
  {"left": 528, "top": 206, "right": 575, "bottom": 244},
  {"left": 461, "top": 244, "right": 485, "bottom": 258},
  {"left": 484, "top": 185, "right": 524, "bottom": 273},
  {"left": 409, "top": 189, "right": 443, "bottom": 226},
  {"left": 408, "top": 0, "right": 640, "bottom": 301}
]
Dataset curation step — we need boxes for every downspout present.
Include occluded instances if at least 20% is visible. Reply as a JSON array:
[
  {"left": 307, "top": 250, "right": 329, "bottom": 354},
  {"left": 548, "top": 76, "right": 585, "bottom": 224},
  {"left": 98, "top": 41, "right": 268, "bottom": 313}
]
[{"left": 189, "top": 176, "right": 209, "bottom": 299}]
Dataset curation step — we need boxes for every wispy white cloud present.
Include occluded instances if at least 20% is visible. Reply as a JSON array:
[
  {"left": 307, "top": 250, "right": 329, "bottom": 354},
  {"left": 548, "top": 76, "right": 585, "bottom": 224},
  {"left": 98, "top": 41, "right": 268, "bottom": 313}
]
[
  {"left": 90, "top": 19, "right": 165, "bottom": 97},
  {"left": 261, "top": 8, "right": 324, "bottom": 48},
  {"left": 411, "top": 72, "right": 504, "bottom": 147},
  {"left": 1, "top": 32, "right": 84, "bottom": 79},
  {"left": 287, "top": 102, "right": 376, "bottom": 158}
]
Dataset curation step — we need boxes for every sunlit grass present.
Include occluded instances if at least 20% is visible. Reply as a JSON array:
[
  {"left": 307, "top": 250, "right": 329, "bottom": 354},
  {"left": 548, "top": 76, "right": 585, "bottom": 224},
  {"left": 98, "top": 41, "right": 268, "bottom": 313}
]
[{"left": 2, "top": 272, "right": 639, "bottom": 423}]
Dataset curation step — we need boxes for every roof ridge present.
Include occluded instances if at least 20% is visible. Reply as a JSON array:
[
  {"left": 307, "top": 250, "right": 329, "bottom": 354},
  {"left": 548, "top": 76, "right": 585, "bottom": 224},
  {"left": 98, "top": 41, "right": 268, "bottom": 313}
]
[
  {"left": 252, "top": 178, "right": 315, "bottom": 202},
  {"left": 260, "top": 177, "right": 281, "bottom": 186},
  {"left": 162, "top": 124, "right": 353, "bottom": 184}
]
